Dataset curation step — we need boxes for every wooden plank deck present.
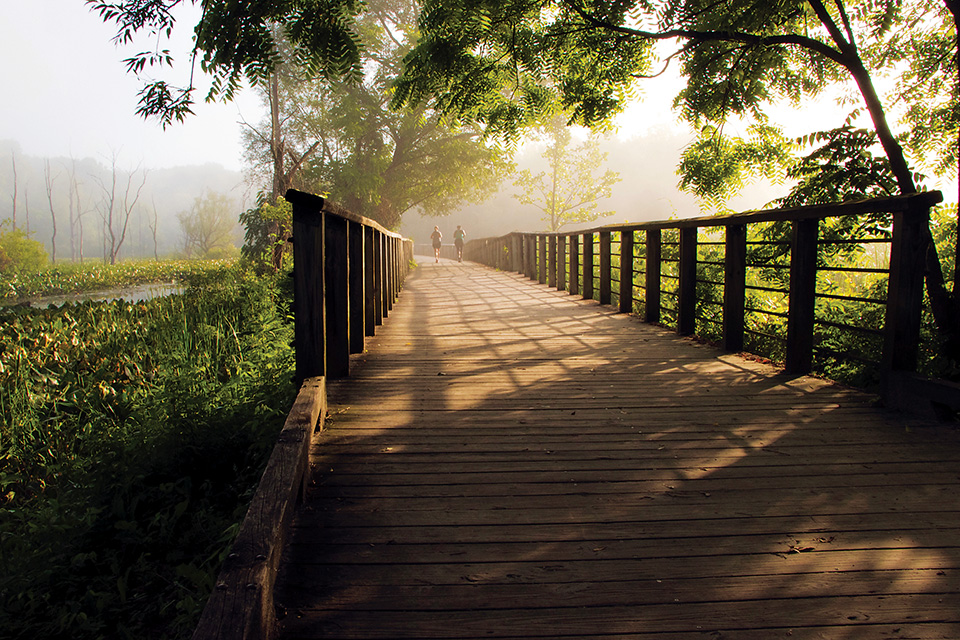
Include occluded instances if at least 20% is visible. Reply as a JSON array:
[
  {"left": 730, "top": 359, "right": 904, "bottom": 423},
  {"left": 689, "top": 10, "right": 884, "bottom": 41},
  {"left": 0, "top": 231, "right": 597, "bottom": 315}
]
[{"left": 274, "top": 259, "right": 960, "bottom": 640}]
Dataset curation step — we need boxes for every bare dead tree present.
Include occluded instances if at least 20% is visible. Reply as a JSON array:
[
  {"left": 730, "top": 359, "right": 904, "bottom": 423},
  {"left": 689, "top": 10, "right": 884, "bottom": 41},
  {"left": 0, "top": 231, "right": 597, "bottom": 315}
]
[
  {"left": 93, "top": 152, "right": 149, "bottom": 264},
  {"left": 10, "top": 152, "right": 17, "bottom": 230},
  {"left": 148, "top": 198, "right": 160, "bottom": 261},
  {"left": 44, "top": 160, "right": 58, "bottom": 263}
]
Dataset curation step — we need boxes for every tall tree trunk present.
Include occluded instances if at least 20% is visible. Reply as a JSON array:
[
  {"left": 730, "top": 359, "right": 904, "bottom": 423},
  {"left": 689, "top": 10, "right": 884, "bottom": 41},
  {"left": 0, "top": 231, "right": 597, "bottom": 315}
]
[
  {"left": 836, "top": 14, "right": 956, "bottom": 360},
  {"left": 45, "top": 160, "right": 58, "bottom": 264},
  {"left": 10, "top": 152, "right": 17, "bottom": 231}
]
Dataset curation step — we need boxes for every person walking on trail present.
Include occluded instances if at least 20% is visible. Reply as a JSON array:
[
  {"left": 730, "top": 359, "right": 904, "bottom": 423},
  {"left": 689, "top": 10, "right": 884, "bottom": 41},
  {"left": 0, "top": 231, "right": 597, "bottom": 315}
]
[
  {"left": 430, "top": 226, "right": 442, "bottom": 262},
  {"left": 453, "top": 225, "right": 466, "bottom": 262}
]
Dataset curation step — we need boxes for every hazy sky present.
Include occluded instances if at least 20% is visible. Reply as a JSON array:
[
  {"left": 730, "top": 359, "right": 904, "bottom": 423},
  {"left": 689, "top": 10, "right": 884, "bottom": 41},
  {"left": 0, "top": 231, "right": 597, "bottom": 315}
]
[
  {"left": 0, "top": 1, "right": 263, "bottom": 171},
  {"left": 0, "top": 2, "right": 695, "bottom": 175}
]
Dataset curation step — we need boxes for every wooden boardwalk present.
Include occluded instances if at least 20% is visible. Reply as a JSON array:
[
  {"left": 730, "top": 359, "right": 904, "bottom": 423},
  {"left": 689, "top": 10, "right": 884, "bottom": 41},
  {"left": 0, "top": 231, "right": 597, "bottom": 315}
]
[{"left": 274, "top": 259, "right": 960, "bottom": 640}]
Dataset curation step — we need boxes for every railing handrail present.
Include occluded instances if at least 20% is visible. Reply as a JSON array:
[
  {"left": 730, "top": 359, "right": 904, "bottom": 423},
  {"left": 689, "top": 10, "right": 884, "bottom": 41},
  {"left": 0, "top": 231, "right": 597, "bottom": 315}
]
[
  {"left": 494, "top": 192, "right": 943, "bottom": 237},
  {"left": 464, "top": 191, "right": 949, "bottom": 414}
]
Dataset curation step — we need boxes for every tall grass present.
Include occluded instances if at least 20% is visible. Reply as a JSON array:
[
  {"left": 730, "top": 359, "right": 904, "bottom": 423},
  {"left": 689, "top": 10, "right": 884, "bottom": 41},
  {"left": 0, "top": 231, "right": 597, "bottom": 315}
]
[{"left": 0, "top": 265, "right": 295, "bottom": 639}]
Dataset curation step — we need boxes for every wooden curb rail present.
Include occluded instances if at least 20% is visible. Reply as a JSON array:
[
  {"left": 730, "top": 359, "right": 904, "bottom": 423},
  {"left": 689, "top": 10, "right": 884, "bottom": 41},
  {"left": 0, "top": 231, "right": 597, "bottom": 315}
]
[{"left": 192, "top": 192, "right": 412, "bottom": 640}]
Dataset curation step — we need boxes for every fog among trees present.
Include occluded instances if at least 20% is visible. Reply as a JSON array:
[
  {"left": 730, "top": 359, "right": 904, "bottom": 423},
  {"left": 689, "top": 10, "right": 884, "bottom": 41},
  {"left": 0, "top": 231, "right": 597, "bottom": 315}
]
[
  {"left": 0, "top": 140, "right": 248, "bottom": 262},
  {"left": 399, "top": 127, "right": 786, "bottom": 246}
]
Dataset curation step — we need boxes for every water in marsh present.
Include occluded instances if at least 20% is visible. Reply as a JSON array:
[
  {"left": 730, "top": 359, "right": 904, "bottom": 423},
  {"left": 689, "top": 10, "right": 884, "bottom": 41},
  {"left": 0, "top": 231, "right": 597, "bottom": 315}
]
[{"left": 5, "top": 283, "right": 185, "bottom": 308}]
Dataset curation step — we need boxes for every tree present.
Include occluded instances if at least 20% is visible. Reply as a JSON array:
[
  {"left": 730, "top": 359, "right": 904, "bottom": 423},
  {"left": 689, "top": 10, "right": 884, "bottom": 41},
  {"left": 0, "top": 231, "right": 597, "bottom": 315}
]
[
  {"left": 0, "top": 225, "right": 48, "bottom": 273},
  {"left": 513, "top": 115, "right": 621, "bottom": 231},
  {"left": 241, "top": 0, "right": 510, "bottom": 231},
  {"left": 44, "top": 160, "right": 58, "bottom": 264},
  {"left": 178, "top": 191, "right": 240, "bottom": 259}
]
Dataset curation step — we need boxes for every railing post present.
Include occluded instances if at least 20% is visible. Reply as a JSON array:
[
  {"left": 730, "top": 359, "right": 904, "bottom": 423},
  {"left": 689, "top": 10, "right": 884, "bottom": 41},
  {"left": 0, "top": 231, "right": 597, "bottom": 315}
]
[
  {"left": 383, "top": 234, "right": 396, "bottom": 313},
  {"left": 379, "top": 231, "right": 389, "bottom": 320},
  {"left": 786, "top": 218, "right": 819, "bottom": 374},
  {"left": 548, "top": 235, "right": 557, "bottom": 288},
  {"left": 723, "top": 224, "right": 747, "bottom": 352},
  {"left": 645, "top": 229, "right": 661, "bottom": 323},
  {"left": 677, "top": 227, "right": 698, "bottom": 335},
  {"left": 525, "top": 235, "right": 536, "bottom": 280},
  {"left": 599, "top": 231, "right": 612, "bottom": 305},
  {"left": 583, "top": 232, "right": 594, "bottom": 300},
  {"left": 291, "top": 196, "right": 325, "bottom": 383},
  {"left": 619, "top": 230, "right": 634, "bottom": 313},
  {"left": 882, "top": 203, "right": 928, "bottom": 377},
  {"left": 512, "top": 234, "right": 522, "bottom": 273},
  {"left": 386, "top": 238, "right": 395, "bottom": 312},
  {"left": 364, "top": 226, "right": 376, "bottom": 337},
  {"left": 324, "top": 213, "right": 350, "bottom": 379},
  {"left": 348, "top": 221, "right": 365, "bottom": 354},
  {"left": 569, "top": 235, "right": 580, "bottom": 296},
  {"left": 538, "top": 235, "right": 547, "bottom": 284},
  {"left": 373, "top": 231, "right": 384, "bottom": 325},
  {"left": 558, "top": 234, "right": 567, "bottom": 291}
]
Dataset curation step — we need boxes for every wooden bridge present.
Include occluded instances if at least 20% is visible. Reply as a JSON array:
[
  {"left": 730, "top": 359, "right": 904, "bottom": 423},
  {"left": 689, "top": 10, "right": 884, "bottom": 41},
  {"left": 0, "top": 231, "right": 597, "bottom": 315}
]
[{"left": 194, "top": 191, "right": 960, "bottom": 640}]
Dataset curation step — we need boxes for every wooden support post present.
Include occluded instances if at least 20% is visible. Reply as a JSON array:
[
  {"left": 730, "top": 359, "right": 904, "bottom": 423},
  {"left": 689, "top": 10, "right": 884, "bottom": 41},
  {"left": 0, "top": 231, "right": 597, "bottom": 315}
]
[
  {"left": 569, "top": 235, "right": 579, "bottom": 296},
  {"left": 348, "top": 221, "right": 364, "bottom": 354},
  {"left": 538, "top": 235, "right": 547, "bottom": 284},
  {"left": 558, "top": 235, "right": 567, "bottom": 291},
  {"left": 324, "top": 214, "right": 349, "bottom": 379},
  {"left": 525, "top": 235, "right": 536, "bottom": 280},
  {"left": 364, "top": 225, "right": 376, "bottom": 337},
  {"left": 583, "top": 232, "right": 594, "bottom": 300},
  {"left": 548, "top": 235, "right": 557, "bottom": 288},
  {"left": 645, "top": 229, "right": 661, "bottom": 324},
  {"left": 882, "top": 203, "right": 928, "bottom": 375},
  {"left": 677, "top": 227, "right": 698, "bottom": 335},
  {"left": 373, "top": 231, "right": 384, "bottom": 325},
  {"left": 386, "top": 238, "right": 395, "bottom": 312},
  {"left": 599, "top": 231, "right": 612, "bottom": 305},
  {"left": 786, "top": 218, "right": 819, "bottom": 374},
  {"left": 383, "top": 238, "right": 391, "bottom": 310},
  {"left": 619, "top": 230, "right": 633, "bottom": 313},
  {"left": 512, "top": 234, "right": 522, "bottom": 273},
  {"left": 723, "top": 224, "right": 746, "bottom": 352},
  {"left": 291, "top": 198, "right": 325, "bottom": 383}
]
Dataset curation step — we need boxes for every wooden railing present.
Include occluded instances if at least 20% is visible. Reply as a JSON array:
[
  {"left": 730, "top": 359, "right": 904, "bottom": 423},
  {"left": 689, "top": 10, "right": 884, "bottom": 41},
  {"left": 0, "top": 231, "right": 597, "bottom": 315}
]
[
  {"left": 465, "top": 192, "right": 952, "bottom": 410},
  {"left": 193, "top": 191, "right": 412, "bottom": 640}
]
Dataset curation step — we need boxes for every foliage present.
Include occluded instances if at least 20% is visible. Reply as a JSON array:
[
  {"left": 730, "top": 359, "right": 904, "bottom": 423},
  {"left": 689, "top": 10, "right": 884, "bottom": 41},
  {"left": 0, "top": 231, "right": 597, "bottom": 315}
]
[
  {"left": 512, "top": 115, "right": 621, "bottom": 231},
  {"left": 0, "top": 264, "right": 295, "bottom": 639},
  {"left": 678, "top": 124, "right": 793, "bottom": 210},
  {"left": 239, "top": 196, "right": 294, "bottom": 271},
  {"left": 177, "top": 191, "right": 241, "bottom": 259},
  {"left": 87, "top": 0, "right": 366, "bottom": 127},
  {"left": 0, "top": 259, "right": 233, "bottom": 303},
  {"left": 0, "top": 227, "right": 49, "bottom": 274},
  {"left": 393, "top": 0, "right": 655, "bottom": 139},
  {"left": 777, "top": 125, "right": 904, "bottom": 207}
]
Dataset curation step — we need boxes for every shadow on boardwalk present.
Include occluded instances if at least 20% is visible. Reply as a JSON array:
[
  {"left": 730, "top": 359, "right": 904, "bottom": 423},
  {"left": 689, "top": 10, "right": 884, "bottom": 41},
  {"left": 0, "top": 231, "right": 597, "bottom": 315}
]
[{"left": 275, "top": 259, "right": 960, "bottom": 640}]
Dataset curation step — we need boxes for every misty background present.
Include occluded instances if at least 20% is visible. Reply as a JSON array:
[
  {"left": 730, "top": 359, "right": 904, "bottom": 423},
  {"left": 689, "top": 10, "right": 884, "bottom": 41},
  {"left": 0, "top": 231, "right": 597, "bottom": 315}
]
[{"left": 1, "top": 127, "right": 792, "bottom": 262}]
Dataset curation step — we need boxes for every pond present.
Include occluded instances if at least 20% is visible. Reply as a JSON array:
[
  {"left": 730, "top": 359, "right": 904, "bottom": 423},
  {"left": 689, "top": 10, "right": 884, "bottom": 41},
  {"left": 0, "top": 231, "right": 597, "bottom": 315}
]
[{"left": 5, "top": 283, "right": 186, "bottom": 308}]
